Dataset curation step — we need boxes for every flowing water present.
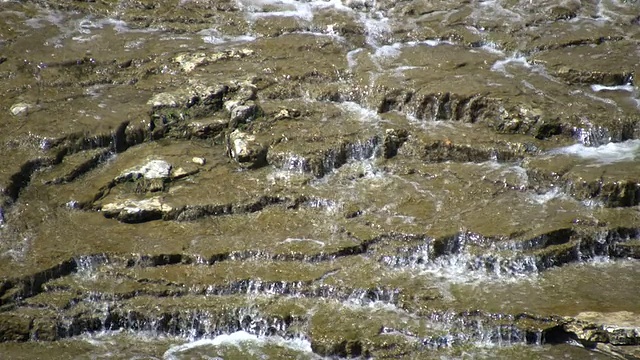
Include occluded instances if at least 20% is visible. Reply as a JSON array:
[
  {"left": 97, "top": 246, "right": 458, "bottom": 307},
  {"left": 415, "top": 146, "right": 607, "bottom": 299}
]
[{"left": 1, "top": 0, "right": 640, "bottom": 358}]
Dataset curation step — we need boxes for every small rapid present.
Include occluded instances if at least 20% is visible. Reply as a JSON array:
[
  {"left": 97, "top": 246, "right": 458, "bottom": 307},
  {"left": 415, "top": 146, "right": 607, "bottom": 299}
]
[{"left": 1, "top": 0, "right": 639, "bottom": 359}]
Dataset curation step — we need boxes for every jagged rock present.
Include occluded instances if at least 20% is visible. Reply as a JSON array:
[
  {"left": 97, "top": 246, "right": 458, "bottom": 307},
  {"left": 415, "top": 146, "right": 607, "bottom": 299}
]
[
  {"left": 148, "top": 82, "right": 228, "bottom": 112},
  {"left": 383, "top": 128, "right": 409, "bottom": 158},
  {"left": 227, "top": 100, "right": 259, "bottom": 128},
  {"left": 571, "top": 179, "right": 640, "bottom": 207},
  {"left": 174, "top": 53, "right": 208, "bottom": 73},
  {"left": 5, "top": 1, "right": 640, "bottom": 357},
  {"left": 226, "top": 130, "right": 268, "bottom": 168},
  {"left": 186, "top": 118, "right": 228, "bottom": 138},
  {"left": 117, "top": 159, "right": 172, "bottom": 181},
  {"left": 101, "top": 197, "right": 173, "bottom": 223},
  {"left": 10, "top": 103, "right": 32, "bottom": 116},
  {"left": 40, "top": 148, "right": 109, "bottom": 185},
  {"left": 494, "top": 105, "right": 549, "bottom": 135},
  {"left": 187, "top": 81, "right": 228, "bottom": 107},
  {"left": 564, "top": 311, "right": 640, "bottom": 346}
]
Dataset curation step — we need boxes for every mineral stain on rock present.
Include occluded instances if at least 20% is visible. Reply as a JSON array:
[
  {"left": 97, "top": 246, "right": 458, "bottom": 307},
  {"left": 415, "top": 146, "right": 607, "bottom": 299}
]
[{"left": 0, "top": 0, "right": 639, "bottom": 358}]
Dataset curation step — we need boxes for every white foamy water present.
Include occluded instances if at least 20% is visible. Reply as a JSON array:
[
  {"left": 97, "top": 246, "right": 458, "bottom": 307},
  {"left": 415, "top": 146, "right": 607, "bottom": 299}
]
[
  {"left": 280, "top": 28, "right": 347, "bottom": 42},
  {"left": 342, "top": 298, "right": 402, "bottom": 312},
  {"left": 373, "top": 42, "right": 403, "bottom": 59},
  {"left": 478, "top": 161, "right": 530, "bottom": 189},
  {"left": 77, "top": 18, "right": 134, "bottom": 34},
  {"left": 24, "top": 10, "right": 65, "bottom": 29},
  {"left": 346, "top": 48, "right": 364, "bottom": 69},
  {"left": 198, "top": 29, "right": 256, "bottom": 45},
  {"left": 416, "top": 252, "right": 539, "bottom": 285},
  {"left": 236, "top": 0, "right": 400, "bottom": 73},
  {"left": 280, "top": 238, "right": 326, "bottom": 247},
  {"left": 384, "top": 233, "right": 541, "bottom": 285},
  {"left": 239, "top": 0, "right": 351, "bottom": 21},
  {"left": 237, "top": 0, "right": 397, "bottom": 55},
  {"left": 339, "top": 101, "right": 382, "bottom": 123},
  {"left": 277, "top": 154, "right": 309, "bottom": 173},
  {"left": 479, "top": 43, "right": 505, "bottom": 56},
  {"left": 384, "top": 247, "right": 540, "bottom": 286},
  {"left": 360, "top": 11, "right": 391, "bottom": 47},
  {"left": 373, "top": 39, "right": 449, "bottom": 60},
  {"left": 163, "top": 331, "right": 314, "bottom": 360},
  {"left": 549, "top": 139, "right": 640, "bottom": 164},
  {"left": 475, "top": 0, "right": 523, "bottom": 21},
  {"left": 571, "top": 89, "right": 618, "bottom": 106},
  {"left": 527, "top": 187, "right": 567, "bottom": 205},
  {"left": 74, "top": 254, "right": 109, "bottom": 280},
  {"left": 491, "top": 55, "right": 530, "bottom": 77},
  {"left": 591, "top": 84, "right": 635, "bottom": 92}
]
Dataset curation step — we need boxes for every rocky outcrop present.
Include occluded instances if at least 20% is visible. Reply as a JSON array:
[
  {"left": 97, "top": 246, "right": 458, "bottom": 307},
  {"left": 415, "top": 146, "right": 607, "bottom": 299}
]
[{"left": 564, "top": 311, "right": 640, "bottom": 347}]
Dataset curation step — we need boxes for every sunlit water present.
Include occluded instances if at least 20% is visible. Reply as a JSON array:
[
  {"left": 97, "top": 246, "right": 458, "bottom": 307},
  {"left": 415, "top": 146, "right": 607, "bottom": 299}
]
[{"left": 1, "top": 0, "right": 639, "bottom": 358}]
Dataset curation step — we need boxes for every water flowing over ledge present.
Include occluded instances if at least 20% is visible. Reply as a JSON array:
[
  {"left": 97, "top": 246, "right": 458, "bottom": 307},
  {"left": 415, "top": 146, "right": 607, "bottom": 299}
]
[{"left": 1, "top": 0, "right": 640, "bottom": 358}]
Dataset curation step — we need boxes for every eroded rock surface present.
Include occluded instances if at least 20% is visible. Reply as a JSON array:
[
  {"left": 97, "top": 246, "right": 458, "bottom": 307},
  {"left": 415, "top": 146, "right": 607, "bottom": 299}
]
[{"left": 0, "top": 0, "right": 639, "bottom": 358}]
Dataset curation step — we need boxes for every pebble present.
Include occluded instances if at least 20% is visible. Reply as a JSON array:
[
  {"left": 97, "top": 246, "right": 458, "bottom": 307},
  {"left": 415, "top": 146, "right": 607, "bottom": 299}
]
[
  {"left": 10, "top": 103, "right": 31, "bottom": 116},
  {"left": 192, "top": 157, "right": 206, "bottom": 165}
]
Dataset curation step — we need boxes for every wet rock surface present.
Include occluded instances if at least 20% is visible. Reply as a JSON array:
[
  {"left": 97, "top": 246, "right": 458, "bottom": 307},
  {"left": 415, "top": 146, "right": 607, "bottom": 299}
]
[{"left": 0, "top": 0, "right": 640, "bottom": 358}]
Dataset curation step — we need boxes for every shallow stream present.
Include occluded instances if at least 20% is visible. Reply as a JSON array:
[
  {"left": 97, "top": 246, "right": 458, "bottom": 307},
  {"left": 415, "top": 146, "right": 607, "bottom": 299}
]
[{"left": 1, "top": 0, "right": 639, "bottom": 358}]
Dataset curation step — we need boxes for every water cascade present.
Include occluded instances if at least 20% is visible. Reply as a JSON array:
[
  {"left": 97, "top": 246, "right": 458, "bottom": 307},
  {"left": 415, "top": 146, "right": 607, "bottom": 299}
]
[{"left": 0, "top": 0, "right": 639, "bottom": 358}]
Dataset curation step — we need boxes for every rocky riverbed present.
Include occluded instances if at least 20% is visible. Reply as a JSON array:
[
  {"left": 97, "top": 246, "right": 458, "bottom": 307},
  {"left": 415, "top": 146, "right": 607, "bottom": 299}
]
[{"left": 1, "top": 0, "right": 640, "bottom": 358}]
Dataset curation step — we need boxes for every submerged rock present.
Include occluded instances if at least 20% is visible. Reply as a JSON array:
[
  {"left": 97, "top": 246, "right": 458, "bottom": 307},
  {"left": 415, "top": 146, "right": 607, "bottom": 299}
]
[
  {"left": 174, "top": 53, "right": 208, "bottom": 73},
  {"left": 226, "top": 130, "right": 268, "bottom": 168},
  {"left": 0, "top": 313, "right": 31, "bottom": 341},
  {"left": 3, "top": 0, "right": 640, "bottom": 358},
  {"left": 174, "top": 49, "right": 254, "bottom": 73},
  {"left": 9, "top": 103, "right": 32, "bottom": 116},
  {"left": 172, "top": 166, "right": 199, "bottom": 179}
]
